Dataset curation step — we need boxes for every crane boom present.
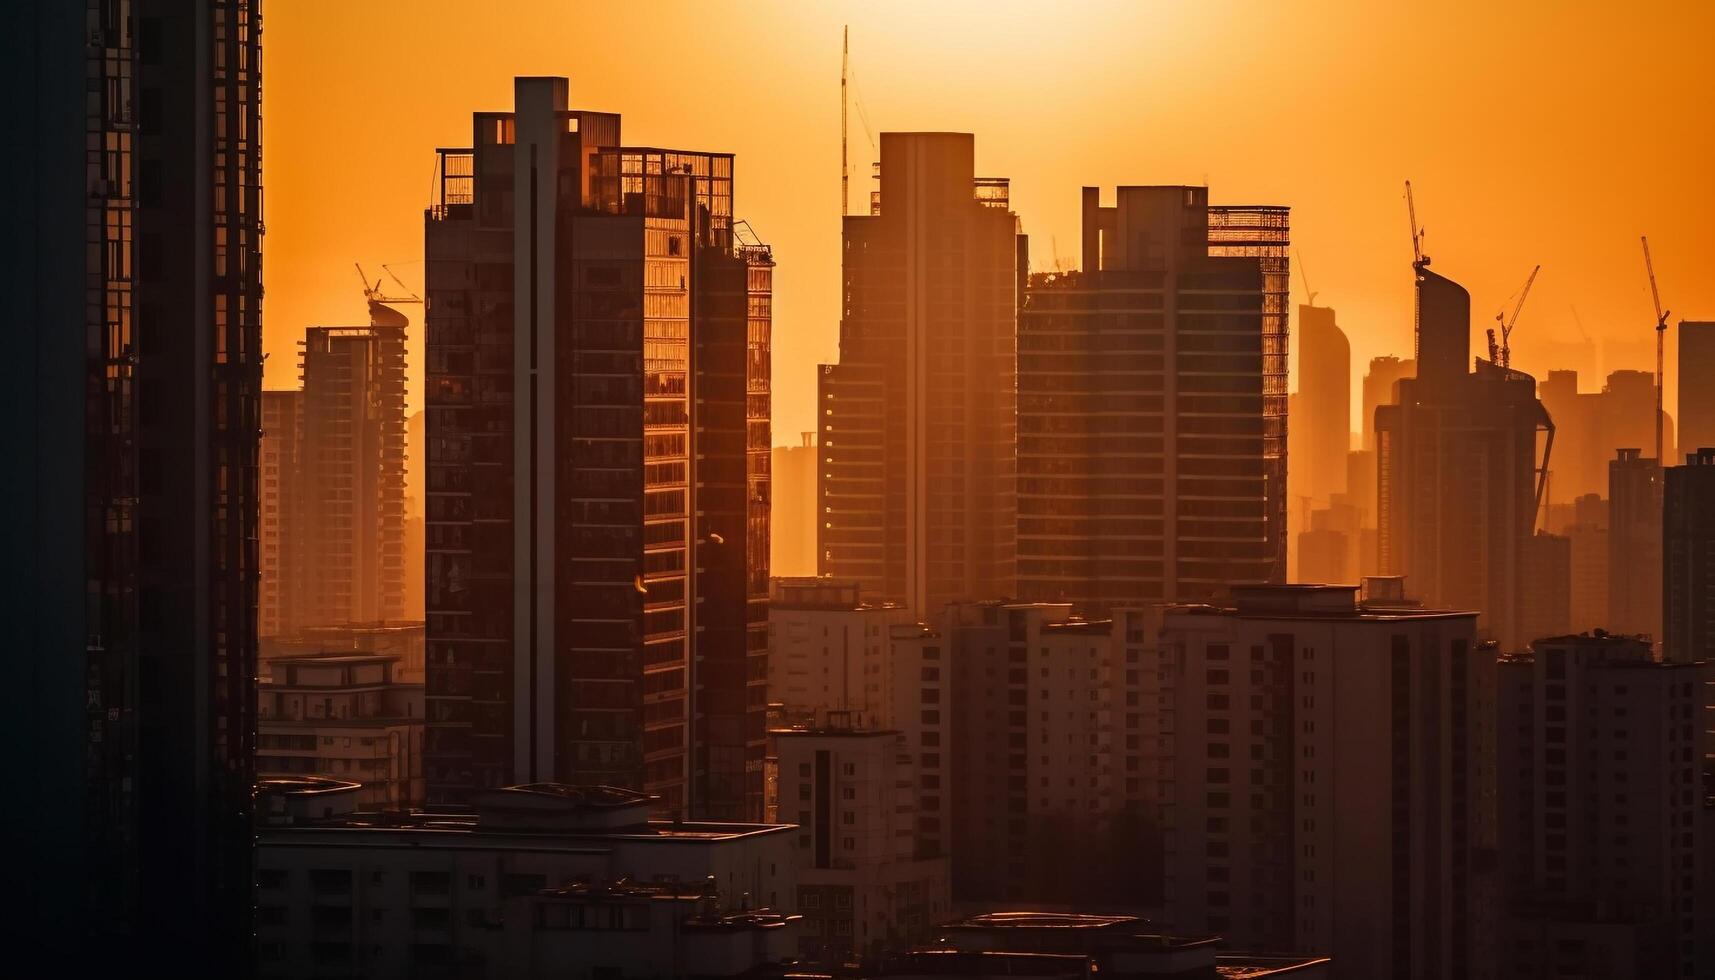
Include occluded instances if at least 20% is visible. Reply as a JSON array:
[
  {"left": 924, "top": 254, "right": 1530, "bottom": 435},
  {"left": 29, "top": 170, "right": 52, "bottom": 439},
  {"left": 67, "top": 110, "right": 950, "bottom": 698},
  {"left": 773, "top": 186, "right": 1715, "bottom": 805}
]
[
  {"left": 1642, "top": 236, "right": 1670, "bottom": 462},
  {"left": 1494, "top": 264, "right": 1540, "bottom": 368}
]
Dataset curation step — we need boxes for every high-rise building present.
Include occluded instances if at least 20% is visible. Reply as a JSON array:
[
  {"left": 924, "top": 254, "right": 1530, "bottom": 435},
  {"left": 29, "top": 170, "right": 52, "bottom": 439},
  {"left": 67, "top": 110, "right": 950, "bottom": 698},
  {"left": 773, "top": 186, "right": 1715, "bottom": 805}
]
[
  {"left": 770, "top": 433, "right": 818, "bottom": 578},
  {"left": 1679, "top": 321, "right": 1715, "bottom": 457},
  {"left": 8, "top": 0, "right": 262, "bottom": 967},
  {"left": 818, "top": 132, "right": 1023, "bottom": 615},
  {"left": 1293, "top": 303, "right": 1351, "bottom": 507},
  {"left": 1157, "top": 583, "right": 1495, "bottom": 980},
  {"left": 1375, "top": 260, "right": 1553, "bottom": 649},
  {"left": 404, "top": 409, "right": 426, "bottom": 620},
  {"left": 1538, "top": 370, "right": 1677, "bottom": 504},
  {"left": 774, "top": 721, "right": 952, "bottom": 966},
  {"left": 1664, "top": 448, "right": 1715, "bottom": 662},
  {"left": 768, "top": 577, "right": 914, "bottom": 723},
  {"left": 1608, "top": 448, "right": 1663, "bottom": 643},
  {"left": 1565, "top": 494, "right": 1609, "bottom": 635},
  {"left": 1518, "top": 531, "right": 1571, "bottom": 644},
  {"left": 262, "top": 390, "right": 305, "bottom": 637},
  {"left": 1362, "top": 355, "right": 1415, "bottom": 452},
  {"left": 298, "top": 311, "right": 409, "bottom": 627},
  {"left": 1497, "top": 633, "right": 1715, "bottom": 979},
  {"left": 424, "top": 77, "right": 772, "bottom": 818},
  {"left": 1018, "top": 186, "right": 1289, "bottom": 613}
]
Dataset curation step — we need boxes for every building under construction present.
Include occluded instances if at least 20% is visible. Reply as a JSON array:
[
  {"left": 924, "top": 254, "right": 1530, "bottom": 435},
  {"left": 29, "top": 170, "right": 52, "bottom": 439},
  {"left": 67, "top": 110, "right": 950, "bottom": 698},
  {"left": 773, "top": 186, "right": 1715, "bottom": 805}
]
[
  {"left": 1376, "top": 260, "right": 1553, "bottom": 649},
  {"left": 1017, "top": 187, "right": 1289, "bottom": 613}
]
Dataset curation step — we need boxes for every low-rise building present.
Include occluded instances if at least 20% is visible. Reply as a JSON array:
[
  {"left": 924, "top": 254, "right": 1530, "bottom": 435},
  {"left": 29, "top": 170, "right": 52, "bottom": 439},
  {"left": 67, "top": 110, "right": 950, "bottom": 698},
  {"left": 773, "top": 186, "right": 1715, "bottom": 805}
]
[
  {"left": 256, "top": 783, "right": 798, "bottom": 979},
  {"left": 258, "top": 652, "right": 425, "bottom": 808},
  {"left": 769, "top": 578, "right": 915, "bottom": 723}
]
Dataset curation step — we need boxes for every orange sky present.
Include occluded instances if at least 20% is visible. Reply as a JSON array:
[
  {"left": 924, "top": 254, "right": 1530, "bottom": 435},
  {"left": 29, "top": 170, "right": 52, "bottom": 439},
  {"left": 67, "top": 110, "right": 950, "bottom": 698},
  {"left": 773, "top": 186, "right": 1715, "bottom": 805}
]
[{"left": 262, "top": 0, "right": 1714, "bottom": 441}]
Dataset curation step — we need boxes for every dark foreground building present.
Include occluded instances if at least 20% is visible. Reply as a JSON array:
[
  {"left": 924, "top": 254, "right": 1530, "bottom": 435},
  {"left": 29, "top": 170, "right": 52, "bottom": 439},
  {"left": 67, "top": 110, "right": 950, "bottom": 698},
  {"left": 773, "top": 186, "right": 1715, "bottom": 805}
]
[
  {"left": 7, "top": 0, "right": 262, "bottom": 970},
  {"left": 1019, "top": 186, "right": 1289, "bottom": 613},
  {"left": 424, "top": 77, "right": 771, "bottom": 819},
  {"left": 1664, "top": 448, "right": 1715, "bottom": 662}
]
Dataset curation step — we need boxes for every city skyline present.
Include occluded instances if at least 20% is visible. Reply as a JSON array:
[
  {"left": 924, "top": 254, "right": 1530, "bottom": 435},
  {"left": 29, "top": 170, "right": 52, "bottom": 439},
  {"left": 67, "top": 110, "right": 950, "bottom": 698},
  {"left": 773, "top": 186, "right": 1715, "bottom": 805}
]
[{"left": 261, "top": 1, "right": 1715, "bottom": 440}]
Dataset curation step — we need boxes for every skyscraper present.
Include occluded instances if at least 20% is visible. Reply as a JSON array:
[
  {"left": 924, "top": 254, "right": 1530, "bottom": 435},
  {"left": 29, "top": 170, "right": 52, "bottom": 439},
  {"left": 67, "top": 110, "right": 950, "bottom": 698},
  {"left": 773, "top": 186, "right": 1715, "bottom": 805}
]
[
  {"left": 770, "top": 433, "right": 818, "bottom": 578},
  {"left": 424, "top": 78, "right": 771, "bottom": 819},
  {"left": 1362, "top": 354, "right": 1415, "bottom": 452},
  {"left": 1293, "top": 303, "right": 1351, "bottom": 507},
  {"left": 261, "top": 389, "right": 305, "bottom": 638},
  {"left": 818, "top": 132, "right": 1023, "bottom": 615},
  {"left": 1607, "top": 448, "right": 1663, "bottom": 643},
  {"left": 1679, "top": 320, "right": 1715, "bottom": 457},
  {"left": 1157, "top": 583, "right": 1495, "bottom": 980},
  {"left": 1663, "top": 448, "right": 1715, "bottom": 662},
  {"left": 298, "top": 310, "right": 409, "bottom": 628},
  {"left": 1375, "top": 260, "right": 1553, "bottom": 649},
  {"left": 8, "top": 0, "right": 261, "bottom": 968},
  {"left": 1017, "top": 186, "right": 1289, "bottom": 613}
]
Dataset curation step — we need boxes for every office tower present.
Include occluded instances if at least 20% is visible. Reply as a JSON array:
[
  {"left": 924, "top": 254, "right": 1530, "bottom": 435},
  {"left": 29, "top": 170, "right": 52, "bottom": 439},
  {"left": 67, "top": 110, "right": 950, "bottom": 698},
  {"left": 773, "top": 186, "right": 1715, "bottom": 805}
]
[
  {"left": 404, "top": 409, "right": 426, "bottom": 620},
  {"left": 1679, "top": 321, "right": 1715, "bottom": 457},
  {"left": 1538, "top": 369, "right": 1677, "bottom": 504},
  {"left": 1497, "top": 634, "right": 1715, "bottom": 979},
  {"left": 944, "top": 601, "right": 1152, "bottom": 906},
  {"left": 1518, "top": 531, "right": 1571, "bottom": 643},
  {"left": 818, "top": 133, "right": 1023, "bottom": 614},
  {"left": 262, "top": 390, "right": 305, "bottom": 637},
  {"left": 774, "top": 721, "right": 952, "bottom": 966},
  {"left": 1375, "top": 260, "right": 1553, "bottom": 649},
  {"left": 1158, "top": 583, "right": 1495, "bottom": 980},
  {"left": 768, "top": 577, "right": 914, "bottom": 723},
  {"left": 1018, "top": 186, "right": 1290, "bottom": 613},
  {"left": 8, "top": 0, "right": 261, "bottom": 967},
  {"left": 770, "top": 433, "right": 818, "bottom": 578},
  {"left": 1294, "top": 303, "right": 1351, "bottom": 507},
  {"left": 1297, "top": 497, "right": 1362, "bottom": 585},
  {"left": 1362, "top": 355, "right": 1415, "bottom": 451},
  {"left": 1346, "top": 449, "right": 1379, "bottom": 576},
  {"left": 1664, "top": 448, "right": 1715, "bottom": 662},
  {"left": 1565, "top": 494, "right": 1609, "bottom": 635},
  {"left": 424, "top": 78, "right": 772, "bottom": 819},
  {"left": 1608, "top": 449, "right": 1663, "bottom": 643},
  {"left": 299, "top": 313, "right": 409, "bottom": 627}
]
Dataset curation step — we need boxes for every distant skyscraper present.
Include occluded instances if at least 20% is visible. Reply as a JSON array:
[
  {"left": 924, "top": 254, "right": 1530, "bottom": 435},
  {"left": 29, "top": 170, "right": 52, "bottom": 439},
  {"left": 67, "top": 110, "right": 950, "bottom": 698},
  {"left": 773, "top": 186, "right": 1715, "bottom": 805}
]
[
  {"left": 424, "top": 78, "right": 771, "bottom": 819},
  {"left": 1538, "top": 369, "right": 1677, "bottom": 504},
  {"left": 1017, "top": 186, "right": 1290, "bottom": 613},
  {"left": 1608, "top": 448, "right": 1663, "bottom": 643},
  {"left": 1518, "top": 531, "right": 1571, "bottom": 644},
  {"left": 1663, "top": 448, "right": 1715, "bottom": 662},
  {"left": 1294, "top": 303, "right": 1351, "bottom": 506},
  {"left": 1376, "top": 260, "right": 1553, "bottom": 649},
  {"left": 261, "top": 390, "right": 305, "bottom": 637},
  {"left": 1497, "top": 634, "right": 1715, "bottom": 979},
  {"left": 1679, "top": 320, "right": 1715, "bottom": 456},
  {"left": 403, "top": 409, "right": 426, "bottom": 620},
  {"left": 1157, "top": 583, "right": 1495, "bottom": 980},
  {"left": 818, "top": 132, "right": 1022, "bottom": 615},
  {"left": 770, "top": 433, "right": 818, "bottom": 578},
  {"left": 298, "top": 310, "right": 408, "bottom": 627},
  {"left": 1565, "top": 493, "right": 1609, "bottom": 635},
  {"left": 1362, "top": 354, "right": 1415, "bottom": 452},
  {"left": 8, "top": 0, "right": 261, "bottom": 968}
]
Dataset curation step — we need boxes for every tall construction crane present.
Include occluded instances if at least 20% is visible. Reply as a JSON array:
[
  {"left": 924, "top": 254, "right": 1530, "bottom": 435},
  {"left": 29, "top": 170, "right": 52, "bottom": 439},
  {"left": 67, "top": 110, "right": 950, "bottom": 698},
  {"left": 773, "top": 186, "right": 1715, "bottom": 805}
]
[
  {"left": 1641, "top": 236, "right": 1670, "bottom": 462},
  {"left": 1488, "top": 264, "right": 1540, "bottom": 369},
  {"left": 840, "top": 26, "right": 848, "bottom": 218},
  {"left": 354, "top": 262, "right": 422, "bottom": 306},
  {"left": 1405, "top": 180, "right": 1430, "bottom": 271},
  {"left": 1297, "top": 251, "right": 1318, "bottom": 307}
]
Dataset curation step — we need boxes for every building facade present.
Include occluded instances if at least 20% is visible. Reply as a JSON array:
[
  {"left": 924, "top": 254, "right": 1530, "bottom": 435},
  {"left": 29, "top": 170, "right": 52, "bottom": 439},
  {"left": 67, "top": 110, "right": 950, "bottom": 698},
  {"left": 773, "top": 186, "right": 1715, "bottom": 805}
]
[
  {"left": 1157, "top": 583, "right": 1495, "bottom": 980},
  {"left": 1608, "top": 448, "right": 1663, "bottom": 644},
  {"left": 1664, "top": 448, "right": 1715, "bottom": 662},
  {"left": 424, "top": 77, "right": 771, "bottom": 818},
  {"left": 259, "top": 652, "right": 426, "bottom": 808},
  {"left": 818, "top": 132, "right": 1022, "bottom": 615},
  {"left": 7, "top": 1, "right": 262, "bottom": 968},
  {"left": 767, "top": 577, "right": 914, "bottom": 724},
  {"left": 1292, "top": 303, "right": 1351, "bottom": 510},
  {"left": 262, "top": 389, "right": 305, "bottom": 638},
  {"left": 1018, "top": 187, "right": 1290, "bottom": 614},
  {"left": 1375, "top": 260, "right": 1553, "bottom": 650},
  {"left": 1679, "top": 321, "right": 1715, "bottom": 459},
  {"left": 770, "top": 434, "right": 818, "bottom": 579}
]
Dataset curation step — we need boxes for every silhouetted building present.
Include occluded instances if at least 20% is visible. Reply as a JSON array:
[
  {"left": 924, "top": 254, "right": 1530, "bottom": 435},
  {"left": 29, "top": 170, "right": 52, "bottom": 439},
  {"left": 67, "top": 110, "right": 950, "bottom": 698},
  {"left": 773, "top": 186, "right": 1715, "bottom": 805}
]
[
  {"left": 775, "top": 721, "right": 950, "bottom": 965},
  {"left": 1565, "top": 494, "right": 1609, "bottom": 635},
  {"left": 1664, "top": 448, "right": 1715, "bottom": 662},
  {"left": 1362, "top": 355, "right": 1415, "bottom": 452},
  {"left": 298, "top": 314, "right": 409, "bottom": 627},
  {"left": 1376, "top": 261, "right": 1553, "bottom": 649},
  {"left": 1519, "top": 531, "right": 1571, "bottom": 644},
  {"left": 263, "top": 620, "right": 427, "bottom": 684},
  {"left": 424, "top": 77, "right": 772, "bottom": 818},
  {"left": 1538, "top": 369, "right": 1677, "bottom": 505},
  {"left": 7, "top": 1, "right": 263, "bottom": 968},
  {"left": 1293, "top": 303, "right": 1351, "bottom": 508},
  {"left": 1608, "top": 448, "right": 1663, "bottom": 644},
  {"left": 819, "top": 132, "right": 1022, "bottom": 614},
  {"left": 404, "top": 409, "right": 426, "bottom": 620},
  {"left": 771, "top": 433, "right": 818, "bottom": 578},
  {"left": 1157, "top": 583, "right": 1494, "bottom": 980},
  {"left": 1018, "top": 186, "right": 1289, "bottom": 613},
  {"left": 262, "top": 390, "right": 306, "bottom": 637},
  {"left": 944, "top": 602, "right": 1153, "bottom": 906},
  {"left": 1679, "top": 322, "right": 1715, "bottom": 458},
  {"left": 258, "top": 652, "right": 425, "bottom": 808},
  {"left": 1497, "top": 634, "right": 1715, "bottom": 979}
]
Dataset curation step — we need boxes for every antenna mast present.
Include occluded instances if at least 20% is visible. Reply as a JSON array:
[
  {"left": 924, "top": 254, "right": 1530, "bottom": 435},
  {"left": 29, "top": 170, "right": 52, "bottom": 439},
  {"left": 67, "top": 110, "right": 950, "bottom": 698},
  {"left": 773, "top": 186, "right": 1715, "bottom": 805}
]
[{"left": 841, "top": 26, "right": 849, "bottom": 218}]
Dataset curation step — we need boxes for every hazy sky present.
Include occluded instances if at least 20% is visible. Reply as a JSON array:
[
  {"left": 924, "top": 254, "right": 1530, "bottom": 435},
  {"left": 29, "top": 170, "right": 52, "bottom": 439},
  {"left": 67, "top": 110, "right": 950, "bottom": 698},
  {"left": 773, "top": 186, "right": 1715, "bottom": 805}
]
[{"left": 263, "top": 0, "right": 1714, "bottom": 440}]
